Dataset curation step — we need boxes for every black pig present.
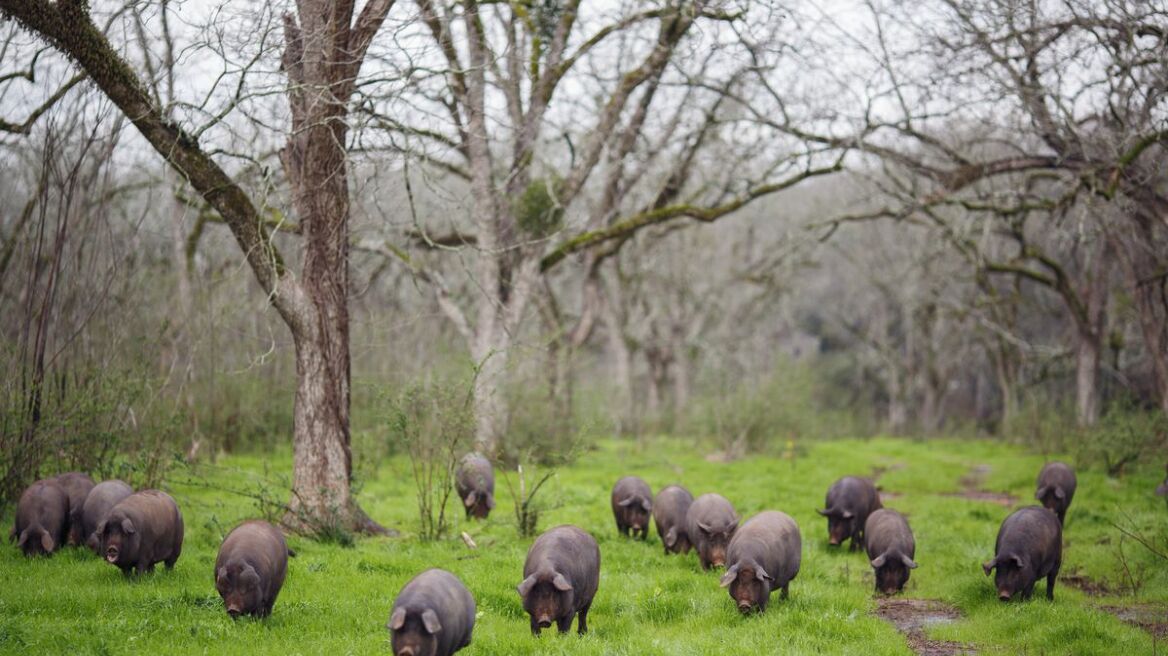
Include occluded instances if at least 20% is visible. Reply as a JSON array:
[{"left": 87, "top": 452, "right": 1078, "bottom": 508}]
[
  {"left": 653, "top": 485, "right": 694, "bottom": 555},
  {"left": 818, "top": 476, "right": 882, "bottom": 551},
  {"left": 455, "top": 454, "right": 495, "bottom": 520},
  {"left": 98, "top": 489, "right": 184, "bottom": 576},
  {"left": 517, "top": 525, "right": 600, "bottom": 635},
  {"left": 864, "top": 509, "right": 918, "bottom": 595},
  {"left": 82, "top": 480, "right": 133, "bottom": 554},
  {"left": 686, "top": 493, "right": 738, "bottom": 570},
  {"left": 389, "top": 568, "right": 475, "bottom": 656},
  {"left": 54, "top": 472, "right": 95, "bottom": 547},
  {"left": 1035, "top": 462, "right": 1076, "bottom": 525},
  {"left": 215, "top": 520, "right": 289, "bottom": 618},
  {"left": 611, "top": 476, "right": 653, "bottom": 539},
  {"left": 982, "top": 506, "right": 1062, "bottom": 602},
  {"left": 10, "top": 480, "right": 68, "bottom": 557},
  {"left": 719, "top": 511, "right": 801, "bottom": 613}
]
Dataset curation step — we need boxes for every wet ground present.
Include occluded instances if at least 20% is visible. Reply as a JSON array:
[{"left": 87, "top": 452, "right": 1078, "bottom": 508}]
[{"left": 875, "top": 598, "right": 976, "bottom": 656}]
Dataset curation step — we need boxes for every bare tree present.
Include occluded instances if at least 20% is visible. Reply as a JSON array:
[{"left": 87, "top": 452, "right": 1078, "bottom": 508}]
[{"left": 0, "top": 0, "right": 401, "bottom": 533}]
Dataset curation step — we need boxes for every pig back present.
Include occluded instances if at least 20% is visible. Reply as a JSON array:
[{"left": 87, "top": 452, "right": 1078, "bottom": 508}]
[
  {"left": 653, "top": 486, "right": 693, "bottom": 543},
  {"left": 393, "top": 569, "right": 475, "bottom": 654},
  {"left": 456, "top": 455, "right": 493, "bottom": 495},
  {"left": 864, "top": 509, "right": 914, "bottom": 558},
  {"left": 827, "top": 477, "right": 881, "bottom": 515},
  {"left": 996, "top": 506, "right": 1061, "bottom": 569},
  {"left": 524, "top": 525, "right": 600, "bottom": 607},
  {"left": 115, "top": 490, "right": 184, "bottom": 563},
  {"left": 14, "top": 480, "right": 69, "bottom": 548},
  {"left": 727, "top": 511, "right": 801, "bottom": 587},
  {"left": 217, "top": 520, "right": 288, "bottom": 598},
  {"left": 82, "top": 481, "right": 133, "bottom": 549},
  {"left": 1036, "top": 462, "right": 1076, "bottom": 500},
  {"left": 686, "top": 494, "right": 737, "bottom": 539},
  {"left": 55, "top": 473, "right": 95, "bottom": 537}
]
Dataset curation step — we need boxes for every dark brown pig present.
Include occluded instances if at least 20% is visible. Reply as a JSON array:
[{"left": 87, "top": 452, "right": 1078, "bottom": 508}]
[
  {"left": 864, "top": 509, "right": 918, "bottom": 595},
  {"left": 455, "top": 454, "right": 495, "bottom": 520},
  {"left": 97, "top": 489, "right": 184, "bottom": 576},
  {"left": 653, "top": 485, "right": 694, "bottom": 555},
  {"left": 611, "top": 476, "right": 653, "bottom": 539},
  {"left": 517, "top": 525, "right": 600, "bottom": 635},
  {"left": 1035, "top": 462, "right": 1076, "bottom": 525},
  {"left": 686, "top": 493, "right": 738, "bottom": 570},
  {"left": 54, "top": 472, "right": 95, "bottom": 547},
  {"left": 982, "top": 506, "right": 1062, "bottom": 601},
  {"left": 719, "top": 511, "right": 801, "bottom": 614},
  {"left": 81, "top": 480, "right": 133, "bottom": 554},
  {"left": 215, "top": 520, "right": 289, "bottom": 618},
  {"left": 10, "top": 480, "right": 68, "bottom": 557},
  {"left": 388, "top": 568, "right": 475, "bottom": 656},
  {"left": 817, "top": 476, "right": 882, "bottom": 551}
]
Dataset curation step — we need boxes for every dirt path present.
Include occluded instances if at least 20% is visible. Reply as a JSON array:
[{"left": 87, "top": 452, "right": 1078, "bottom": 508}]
[
  {"left": 941, "top": 464, "right": 1018, "bottom": 506},
  {"left": 875, "top": 598, "right": 976, "bottom": 656}
]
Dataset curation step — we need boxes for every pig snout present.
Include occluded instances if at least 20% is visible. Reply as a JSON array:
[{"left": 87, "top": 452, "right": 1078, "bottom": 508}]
[
  {"left": 536, "top": 615, "right": 553, "bottom": 629},
  {"left": 105, "top": 547, "right": 119, "bottom": 563},
  {"left": 997, "top": 589, "right": 1012, "bottom": 601},
  {"left": 737, "top": 600, "right": 753, "bottom": 614},
  {"left": 227, "top": 606, "right": 242, "bottom": 619},
  {"left": 828, "top": 536, "right": 841, "bottom": 546},
  {"left": 397, "top": 647, "right": 415, "bottom": 656}
]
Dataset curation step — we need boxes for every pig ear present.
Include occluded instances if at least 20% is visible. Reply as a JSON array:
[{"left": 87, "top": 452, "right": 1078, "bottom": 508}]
[
  {"left": 840, "top": 510, "right": 854, "bottom": 520},
  {"left": 86, "top": 532, "right": 99, "bottom": 551},
  {"left": 517, "top": 575, "right": 536, "bottom": 597},
  {"left": 901, "top": 554, "right": 918, "bottom": 569},
  {"left": 617, "top": 497, "right": 635, "bottom": 507},
  {"left": 551, "top": 573, "right": 573, "bottom": 592},
  {"left": 486, "top": 493, "right": 496, "bottom": 509},
  {"left": 40, "top": 531, "right": 54, "bottom": 553},
  {"left": 870, "top": 554, "right": 887, "bottom": 569},
  {"left": 664, "top": 527, "right": 678, "bottom": 548},
  {"left": 640, "top": 498, "right": 652, "bottom": 512},
  {"left": 697, "top": 522, "right": 712, "bottom": 535},
  {"left": 16, "top": 528, "right": 29, "bottom": 548},
  {"left": 1035, "top": 485, "right": 1049, "bottom": 501},
  {"left": 216, "top": 567, "right": 228, "bottom": 586},
  {"left": 388, "top": 608, "right": 406, "bottom": 631},
  {"left": 755, "top": 566, "right": 774, "bottom": 582},
  {"left": 719, "top": 564, "right": 739, "bottom": 587},
  {"left": 728, "top": 519, "right": 739, "bottom": 533},
  {"left": 982, "top": 558, "right": 996, "bottom": 576},
  {"left": 239, "top": 565, "right": 260, "bottom": 586},
  {"left": 1053, "top": 486, "right": 1065, "bottom": 500},
  {"left": 121, "top": 518, "right": 136, "bottom": 535},
  {"left": 421, "top": 609, "right": 442, "bottom": 634},
  {"left": 464, "top": 491, "right": 478, "bottom": 508},
  {"left": 1009, "top": 554, "right": 1024, "bottom": 569},
  {"left": 816, "top": 507, "right": 831, "bottom": 516}
]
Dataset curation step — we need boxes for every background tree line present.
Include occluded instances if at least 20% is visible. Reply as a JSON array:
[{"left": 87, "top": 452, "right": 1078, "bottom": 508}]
[{"left": 1, "top": 0, "right": 1165, "bottom": 532}]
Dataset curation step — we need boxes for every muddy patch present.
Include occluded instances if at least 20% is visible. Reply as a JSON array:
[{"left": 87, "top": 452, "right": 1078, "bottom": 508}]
[
  {"left": 871, "top": 462, "right": 907, "bottom": 480},
  {"left": 1099, "top": 604, "right": 1168, "bottom": 640},
  {"left": 1062, "top": 573, "right": 1116, "bottom": 596},
  {"left": 943, "top": 465, "right": 1018, "bottom": 506},
  {"left": 879, "top": 490, "right": 903, "bottom": 503},
  {"left": 876, "top": 598, "right": 975, "bottom": 655}
]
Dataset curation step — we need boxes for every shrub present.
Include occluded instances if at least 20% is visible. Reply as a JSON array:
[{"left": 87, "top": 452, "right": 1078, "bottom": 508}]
[{"left": 383, "top": 378, "right": 474, "bottom": 540}]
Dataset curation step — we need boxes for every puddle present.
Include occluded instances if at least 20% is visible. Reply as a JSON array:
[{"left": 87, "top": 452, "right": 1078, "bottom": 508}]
[
  {"left": 876, "top": 598, "right": 976, "bottom": 656},
  {"left": 1099, "top": 604, "right": 1168, "bottom": 640}
]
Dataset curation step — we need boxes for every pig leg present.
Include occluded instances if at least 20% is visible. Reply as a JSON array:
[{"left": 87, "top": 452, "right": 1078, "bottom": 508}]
[
  {"left": 1046, "top": 562, "right": 1060, "bottom": 601},
  {"left": 529, "top": 617, "right": 542, "bottom": 636},
  {"left": 780, "top": 583, "right": 789, "bottom": 600},
  {"left": 577, "top": 602, "right": 591, "bottom": 634},
  {"left": 556, "top": 615, "right": 572, "bottom": 634}
]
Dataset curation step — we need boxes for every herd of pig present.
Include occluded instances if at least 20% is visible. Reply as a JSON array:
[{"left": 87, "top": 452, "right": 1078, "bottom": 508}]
[{"left": 8, "top": 455, "right": 1167, "bottom": 656}]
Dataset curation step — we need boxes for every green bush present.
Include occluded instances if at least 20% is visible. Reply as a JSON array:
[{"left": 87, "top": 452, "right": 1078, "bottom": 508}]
[
  {"left": 514, "top": 175, "right": 564, "bottom": 237},
  {"left": 1076, "top": 399, "right": 1168, "bottom": 477}
]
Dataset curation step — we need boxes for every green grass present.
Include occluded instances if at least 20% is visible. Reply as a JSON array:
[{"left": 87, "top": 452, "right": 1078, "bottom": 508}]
[{"left": 2, "top": 437, "right": 1165, "bottom": 655}]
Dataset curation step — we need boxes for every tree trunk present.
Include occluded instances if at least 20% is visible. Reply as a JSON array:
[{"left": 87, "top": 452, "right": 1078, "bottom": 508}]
[
  {"left": 1113, "top": 221, "right": 1168, "bottom": 414},
  {"left": 671, "top": 325, "right": 690, "bottom": 430},
  {"left": 1074, "top": 329, "right": 1101, "bottom": 426},
  {"left": 599, "top": 277, "right": 636, "bottom": 435}
]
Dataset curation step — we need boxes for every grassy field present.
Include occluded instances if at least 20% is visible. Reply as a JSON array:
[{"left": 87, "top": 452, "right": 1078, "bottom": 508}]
[{"left": 1, "top": 436, "right": 1165, "bottom": 655}]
